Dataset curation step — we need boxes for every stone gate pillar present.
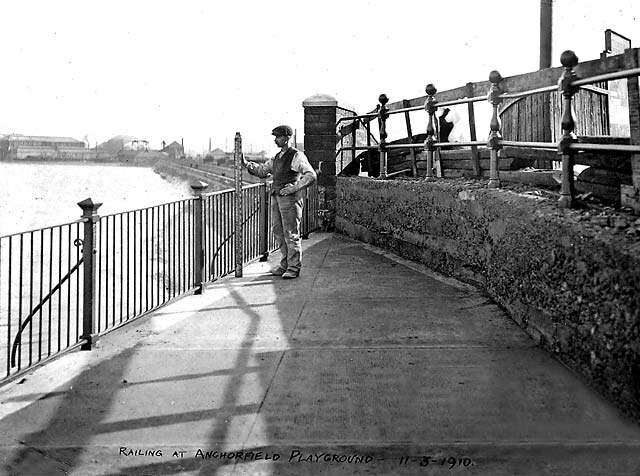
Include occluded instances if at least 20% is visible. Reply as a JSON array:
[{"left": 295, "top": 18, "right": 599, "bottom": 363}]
[{"left": 303, "top": 94, "right": 339, "bottom": 225}]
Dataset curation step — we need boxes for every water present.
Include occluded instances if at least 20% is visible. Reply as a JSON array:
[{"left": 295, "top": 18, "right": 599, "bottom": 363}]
[
  {"left": 0, "top": 162, "right": 193, "bottom": 236},
  {"left": 0, "top": 162, "right": 195, "bottom": 376}
]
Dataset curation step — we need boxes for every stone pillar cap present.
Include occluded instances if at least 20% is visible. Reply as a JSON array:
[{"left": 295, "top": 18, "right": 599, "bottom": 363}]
[{"left": 303, "top": 94, "right": 338, "bottom": 107}]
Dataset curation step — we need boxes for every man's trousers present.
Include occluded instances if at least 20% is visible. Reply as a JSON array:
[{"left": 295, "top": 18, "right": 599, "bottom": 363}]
[{"left": 271, "top": 192, "right": 304, "bottom": 273}]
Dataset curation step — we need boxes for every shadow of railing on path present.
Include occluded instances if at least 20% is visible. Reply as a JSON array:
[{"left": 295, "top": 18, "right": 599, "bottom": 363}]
[{"left": 3, "top": 346, "right": 137, "bottom": 475}]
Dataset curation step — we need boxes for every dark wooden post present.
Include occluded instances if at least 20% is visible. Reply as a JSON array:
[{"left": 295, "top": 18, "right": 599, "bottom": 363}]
[
  {"left": 466, "top": 82, "right": 481, "bottom": 177},
  {"left": 487, "top": 71, "right": 503, "bottom": 188},
  {"left": 366, "top": 121, "right": 371, "bottom": 147},
  {"left": 234, "top": 132, "right": 243, "bottom": 277},
  {"left": 78, "top": 198, "right": 102, "bottom": 350},
  {"left": 403, "top": 99, "right": 418, "bottom": 177},
  {"left": 557, "top": 50, "right": 579, "bottom": 208},
  {"left": 351, "top": 120, "right": 358, "bottom": 174},
  {"left": 191, "top": 180, "right": 208, "bottom": 294},
  {"left": 339, "top": 132, "right": 344, "bottom": 172},
  {"left": 377, "top": 94, "right": 389, "bottom": 178},
  {"left": 424, "top": 84, "right": 437, "bottom": 181}
]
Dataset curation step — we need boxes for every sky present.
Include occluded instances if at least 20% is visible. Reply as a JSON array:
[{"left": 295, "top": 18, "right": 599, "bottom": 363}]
[{"left": 0, "top": 0, "right": 638, "bottom": 156}]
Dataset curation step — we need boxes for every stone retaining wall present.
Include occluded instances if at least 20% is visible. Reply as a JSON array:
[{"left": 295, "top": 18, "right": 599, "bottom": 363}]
[{"left": 336, "top": 176, "right": 640, "bottom": 421}]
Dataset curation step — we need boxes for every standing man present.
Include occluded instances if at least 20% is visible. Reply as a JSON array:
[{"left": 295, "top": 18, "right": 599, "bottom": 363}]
[{"left": 242, "top": 125, "right": 317, "bottom": 279}]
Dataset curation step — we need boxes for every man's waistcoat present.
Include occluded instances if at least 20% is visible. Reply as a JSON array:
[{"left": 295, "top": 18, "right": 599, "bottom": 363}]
[{"left": 272, "top": 148, "right": 299, "bottom": 193}]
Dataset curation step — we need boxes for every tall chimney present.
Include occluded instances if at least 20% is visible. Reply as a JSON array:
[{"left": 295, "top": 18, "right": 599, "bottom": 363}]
[{"left": 540, "top": 0, "right": 553, "bottom": 69}]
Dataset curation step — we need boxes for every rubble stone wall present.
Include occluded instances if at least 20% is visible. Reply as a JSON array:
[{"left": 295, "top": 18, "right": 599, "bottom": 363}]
[{"left": 336, "top": 176, "right": 640, "bottom": 421}]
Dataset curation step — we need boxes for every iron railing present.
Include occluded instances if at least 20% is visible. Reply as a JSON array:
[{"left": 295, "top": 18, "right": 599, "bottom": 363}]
[
  {"left": 0, "top": 221, "right": 83, "bottom": 376},
  {"left": 336, "top": 48, "right": 640, "bottom": 208},
  {"left": 1, "top": 162, "right": 319, "bottom": 382}
]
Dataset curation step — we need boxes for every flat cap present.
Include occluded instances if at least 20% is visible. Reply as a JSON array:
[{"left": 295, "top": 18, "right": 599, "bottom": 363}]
[{"left": 271, "top": 125, "right": 293, "bottom": 137}]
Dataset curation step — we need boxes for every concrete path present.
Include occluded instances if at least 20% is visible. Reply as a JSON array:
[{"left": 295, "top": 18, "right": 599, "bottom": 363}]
[{"left": 0, "top": 232, "right": 639, "bottom": 476}]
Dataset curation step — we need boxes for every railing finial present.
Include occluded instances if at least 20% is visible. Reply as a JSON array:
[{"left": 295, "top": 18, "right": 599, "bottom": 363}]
[
  {"left": 425, "top": 84, "right": 437, "bottom": 96},
  {"left": 560, "top": 50, "right": 579, "bottom": 69},
  {"left": 489, "top": 70, "right": 503, "bottom": 85}
]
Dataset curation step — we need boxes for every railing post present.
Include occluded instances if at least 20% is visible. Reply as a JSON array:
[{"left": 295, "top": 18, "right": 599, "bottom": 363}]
[
  {"left": 487, "top": 71, "right": 503, "bottom": 188},
  {"left": 234, "top": 132, "right": 243, "bottom": 278},
  {"left": 424, "top": 84, "right": 437, "bottom": 181},
  {"left": 78, "top": 198, "right": 102, "bottom": 350},
  {"left": 377, "top": 93, "right": 389, "bottom": 178},
  {"left": 191, "top": 180, "right": 208, "bottom": 294},
  {"left": 557, "top": 50, "right": 579, "bottom": 208},
  {"left": 259, "top": 183, "right": 269, "bottom": 261}
]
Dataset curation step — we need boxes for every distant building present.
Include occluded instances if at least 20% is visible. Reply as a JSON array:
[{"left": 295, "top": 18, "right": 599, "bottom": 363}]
[
  {"left": 0, "top": 134, "right": 93, "bottom": 161},
  {"left": 162, "top": 140, "right": 185, "bottom": 160},
  {"left": 204, "top": 147, "right": 228, "bottom": 164},
  {"left": 123, "top": 139, "right": 149, "bottom": 152}
]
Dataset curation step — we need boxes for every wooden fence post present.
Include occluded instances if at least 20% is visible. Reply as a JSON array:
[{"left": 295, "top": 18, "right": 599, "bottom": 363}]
[
  {"left": 234, "top": 132, "right": 243, "bottom": 277},
  {"left": 466, "top": 82, "right": 481, "bottom": 177},
  {"left": 424, "top": 84, "right": 437, "bottom": 181},
  {"left": 351, "top": 120, "right": 358, "bottom": 176},
  {"left": 557, "top": 50, "right": 579, "bottom": 208},
  {"left": 191, "top": 181, "right": 208, "bottom": 294},
  {"left": 378, "top": 94, "right": 389, "bottom": 178},
  {"left": 403, "top": 99, "right": 418, "bottom": 177},
  {"left": 78, "top": 198, "right": 101, "bottom": 350},
  {"left": 487, "top": 71, "right": 503, "bottom": 188}
]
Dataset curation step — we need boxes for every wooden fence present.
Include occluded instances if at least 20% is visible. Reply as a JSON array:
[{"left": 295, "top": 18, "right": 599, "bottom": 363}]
[{"left": 336, "top": 48, "right": 640, "bottom": 208}]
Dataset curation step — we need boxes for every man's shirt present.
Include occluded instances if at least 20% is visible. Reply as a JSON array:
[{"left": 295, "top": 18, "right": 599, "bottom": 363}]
[{"left": 246, "top": 148, "right": 317, "bottom": 182}]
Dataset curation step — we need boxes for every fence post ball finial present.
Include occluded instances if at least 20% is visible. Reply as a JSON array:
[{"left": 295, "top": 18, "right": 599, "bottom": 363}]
[
  {"left": 425, "top": 84, "right": 437, "bottom": 96},
  {"left": 378, "top": 94, "right": 389, "bottom": 105},
  {"left": 560, "top": 50, "right": 579, "bottom": 68},
  {"left": 489, "top": 71, "right": 503, "bottom": 85}
]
